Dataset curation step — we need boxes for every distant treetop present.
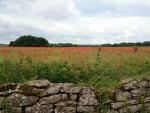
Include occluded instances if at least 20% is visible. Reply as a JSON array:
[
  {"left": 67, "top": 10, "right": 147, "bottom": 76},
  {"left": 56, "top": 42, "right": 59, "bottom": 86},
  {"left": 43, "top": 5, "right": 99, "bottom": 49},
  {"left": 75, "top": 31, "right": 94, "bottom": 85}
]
[
  {"left": 101, "top": 41, "right": 150, "bottom": 47},
  {"left": 9, "top": 35, "right": 49, "bottom": 47},
  {"left": 9, "top": 35, "right": 150, "bottom": 47}
]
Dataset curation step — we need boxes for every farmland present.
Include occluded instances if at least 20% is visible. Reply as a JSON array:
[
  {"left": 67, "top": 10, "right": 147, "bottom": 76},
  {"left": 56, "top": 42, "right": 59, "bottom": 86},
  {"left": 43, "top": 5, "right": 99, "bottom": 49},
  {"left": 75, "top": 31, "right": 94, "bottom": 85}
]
[{"left": 0, "top": 46, "right": 150, "bottom": 92}]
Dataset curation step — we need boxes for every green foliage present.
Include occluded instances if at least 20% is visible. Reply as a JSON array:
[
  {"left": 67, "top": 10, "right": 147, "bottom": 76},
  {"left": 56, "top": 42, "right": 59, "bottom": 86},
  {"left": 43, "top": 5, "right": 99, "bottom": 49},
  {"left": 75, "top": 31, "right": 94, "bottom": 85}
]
[
  {"left": 0, "top": 49, "right": 150, "bottom": 112},
  {"left": 94, "top": 47, "right": 102, "bottom": 68},
  {"left": 0, "top": 57, "right": 94, "bottom": 84},
  {"left": 101, "top": 41, "right": 150, "bottom": 47},
  {"left": 9, "top": 35, "right": 49, "bottom": 47},
  {"left": 0, "top": 57, "right": 37, "bottom": 83},
  {"left": 0, "top": 48, "right": 150, "bottom": 86}
]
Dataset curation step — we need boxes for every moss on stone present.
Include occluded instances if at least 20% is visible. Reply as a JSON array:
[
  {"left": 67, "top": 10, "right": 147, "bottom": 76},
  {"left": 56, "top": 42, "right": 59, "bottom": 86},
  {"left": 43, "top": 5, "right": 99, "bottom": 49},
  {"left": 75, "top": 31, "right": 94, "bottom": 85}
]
[
  {"left": 116, "top": 84, "right": 125, "bottom": 91},
  {"left": 0, "top": 84, "right": 17, "bottom": 92},
  {"left": 17, "top": 84, "right": 42, "bottom": 96},
  {"left": 108, "top": 92, "right": 116, "bottom": 102}
]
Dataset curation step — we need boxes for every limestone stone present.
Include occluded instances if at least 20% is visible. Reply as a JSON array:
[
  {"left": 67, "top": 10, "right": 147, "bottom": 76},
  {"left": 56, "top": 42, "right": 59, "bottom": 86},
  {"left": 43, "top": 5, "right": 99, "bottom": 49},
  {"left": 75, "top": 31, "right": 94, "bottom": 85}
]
[
  {"left": 130, "top": 89, "right": 142, "bottom": 97},
  {"left": 139, "top": 81, "right": 149, "bottom": 88},
  {"left": 0, "top": 97, "right": 3, "bottom": 106},
  {"left": 7, "top": 93, "right": 38, "bottom": 106},
  {"left": 77, "top": 106, "right": 94, "bottom": 112},
  {"left": 124, "top": 81, "right": 138, "bottom": 90},
  {"left": 55, "top": 101, "right": 77, "bottom": 107},
  {"left": 145, "top": 76, "right": 150, "bottom": 81},
  {"left": 144, "top": 96, "right": 150, "bottom": 103},
  {"left": 127, "top": 105, "right": 141, "bottom": 112},
  {"left": 111, "top": 102, "right": 124, "bottom": 109},
  {"left": 145, "top": 88, "right": 150, "bottom": 96},
  {"left": 26, "top": 104, "right": 53, "bottom": 113},
  {"left": 116, "top": 91, "right": 131, "bottom": 101},
  {"left": 61, "top": 86, "right": 81, "bottom": 93},
  {"left": 121, "top": 78, "right": 134, "bottom": 84},
  {"left": 50, "top": 83, "right": 74, "bottom": 88},
  {"left": 127, "top": 99, "right": 139, "bottom": 105},
  {"left": 81, "top": 87, "right": 94, "bottom": 94},
  {"left": 107, "top": 109, "right": 119, "bottom": 113},
  {"left": 11, "top": 107, "right": 23, "bottom": 113},
  {"left": 27, "top": 79, "right": 50, "bottom": 88},
  {"left": 136, "top": 78, "right": 143, "bottom": 83},
  {"left": 69, "top": 93, "right": 78, "bottom": 101},
  {"left": 78, "top": 94, "right": 98, "bottom": 105},
  {"left": 40, "top": 94, "right": 68, "bottom": 104},
  {"left": 54, "top": 106, "right": 76, "bottom": 113},
  {"left": 63, "top": 83, "right": 74, "bottom": 87},
  {"left": 118, "top": 108, "right": 127, "bottom": 113},
  {"left": 40, "top": 85, "right": 61, "bottom": 96}
]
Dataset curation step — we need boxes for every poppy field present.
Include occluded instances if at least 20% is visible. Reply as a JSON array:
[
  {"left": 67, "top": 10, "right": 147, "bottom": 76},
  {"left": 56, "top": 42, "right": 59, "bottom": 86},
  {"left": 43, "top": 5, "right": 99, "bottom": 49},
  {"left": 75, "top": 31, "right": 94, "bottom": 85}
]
[{"left": 0, "top": 46, "right": 150, "bottom": 92}]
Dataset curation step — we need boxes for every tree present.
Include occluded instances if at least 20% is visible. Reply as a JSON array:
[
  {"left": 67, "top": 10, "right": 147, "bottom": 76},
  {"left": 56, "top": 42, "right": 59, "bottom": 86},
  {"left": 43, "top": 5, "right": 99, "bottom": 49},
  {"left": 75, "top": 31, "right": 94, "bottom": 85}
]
[
  {"left": 136, "top": 42, "right": 143, "bottom": 46},
  {"left": 37, "top": 37, "right": 49, "bottom": 46},
  {"left": 143, "top": 41, "right": 150, "bottom": 46},
  {"left": 9, "top": 35, "right": 49, "bottom": 47}
]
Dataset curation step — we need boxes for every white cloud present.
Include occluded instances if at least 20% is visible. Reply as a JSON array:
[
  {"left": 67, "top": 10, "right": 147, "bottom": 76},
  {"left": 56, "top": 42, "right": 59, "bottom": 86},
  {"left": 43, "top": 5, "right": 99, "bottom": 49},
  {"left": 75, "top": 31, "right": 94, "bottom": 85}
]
[
  {"left": 100, "top": 0, "right": 150, "bottom": 6},
  {"left": 116, "top": 7, "right": 120, "bottom": 11},
  {"left": 0, "top": 0, "right": 150, "bottom": 44},
  {"left": 125, "top": 7, "right": 130, "bottom": 10},
  {"left": 2, "top": 0, "right": 81, "bottom": 20}
]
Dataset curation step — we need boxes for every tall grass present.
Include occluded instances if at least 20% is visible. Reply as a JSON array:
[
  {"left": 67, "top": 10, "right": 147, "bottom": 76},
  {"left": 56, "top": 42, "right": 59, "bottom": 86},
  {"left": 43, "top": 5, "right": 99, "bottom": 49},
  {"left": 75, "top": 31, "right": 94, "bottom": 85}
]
[
  {"left": 0, "top": 46, "right": 150, "bottom": 111},
  {"left": 0, "top": 47, "right": 149, "bottom": 89}
]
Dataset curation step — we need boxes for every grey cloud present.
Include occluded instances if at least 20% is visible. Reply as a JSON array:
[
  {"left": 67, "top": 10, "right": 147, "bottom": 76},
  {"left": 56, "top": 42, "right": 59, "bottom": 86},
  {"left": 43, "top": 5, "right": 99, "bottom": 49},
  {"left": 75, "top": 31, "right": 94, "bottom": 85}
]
[
  {"left": 72, "top": 0, "right": 112, "bottom": 16},
  {"left": 72, "top": 0, "right": 150, "bottom": 17},
  {"left": 1, "top": 0, "right": 80, "bottom": 20},
  {"left": 0, "top": 0, "right": 150, "bottom": 44}
]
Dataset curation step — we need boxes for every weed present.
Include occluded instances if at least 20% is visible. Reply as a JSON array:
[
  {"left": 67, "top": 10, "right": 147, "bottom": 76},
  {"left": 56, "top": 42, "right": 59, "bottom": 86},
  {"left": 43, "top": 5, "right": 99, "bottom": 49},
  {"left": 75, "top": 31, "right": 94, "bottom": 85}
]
[{"left": 134, "top": 46, "right": 138, "bottom": 52}]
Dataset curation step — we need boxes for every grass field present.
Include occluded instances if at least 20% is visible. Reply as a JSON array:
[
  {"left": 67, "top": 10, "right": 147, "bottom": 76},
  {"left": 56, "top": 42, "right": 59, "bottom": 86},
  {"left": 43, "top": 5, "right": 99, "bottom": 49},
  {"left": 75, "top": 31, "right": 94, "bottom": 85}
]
[{"left": 0, "top": 46, "right": 150, "bottom": 93}]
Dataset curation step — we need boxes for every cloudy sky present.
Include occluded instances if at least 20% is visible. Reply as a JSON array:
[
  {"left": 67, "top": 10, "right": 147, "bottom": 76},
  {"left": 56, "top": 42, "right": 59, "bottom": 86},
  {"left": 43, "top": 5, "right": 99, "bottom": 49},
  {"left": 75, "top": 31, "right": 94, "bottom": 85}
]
[{"left": 0, "top": 0, "right": 150, "bottom": 44}]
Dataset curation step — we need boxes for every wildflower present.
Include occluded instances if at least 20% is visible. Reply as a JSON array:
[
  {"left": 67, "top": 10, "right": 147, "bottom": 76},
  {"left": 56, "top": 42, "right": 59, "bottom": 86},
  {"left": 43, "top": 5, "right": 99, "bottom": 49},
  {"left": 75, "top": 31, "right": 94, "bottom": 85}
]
[{"left": 139, "top": 59, "right": 143, "bottom": 62}]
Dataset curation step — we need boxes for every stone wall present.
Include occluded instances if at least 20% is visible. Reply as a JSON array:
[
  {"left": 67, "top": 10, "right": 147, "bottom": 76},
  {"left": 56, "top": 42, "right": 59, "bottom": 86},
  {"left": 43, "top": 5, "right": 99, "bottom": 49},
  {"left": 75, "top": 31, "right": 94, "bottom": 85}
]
[
  {"left": 1, "top": 76, "right": 150, "bottom": 113},
  {"left": 0, "top": 80, "right": 98, "bottom": 113},
  {"left": 105, "top": 76, "right": 150, "bottom": 113}
]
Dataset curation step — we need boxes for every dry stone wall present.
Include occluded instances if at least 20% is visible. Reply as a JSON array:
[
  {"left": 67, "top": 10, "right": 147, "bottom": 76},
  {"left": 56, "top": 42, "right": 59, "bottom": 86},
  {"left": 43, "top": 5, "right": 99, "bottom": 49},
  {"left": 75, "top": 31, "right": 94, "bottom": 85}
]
[
  {"left": 106, "top": 76, "right": 150, "bottom": 113},
  {"left": 1, "top": 76, "right": 150, "bottom": 113},
  {"left": 0, "top": 80, "right": 98, "bottom": 113}
]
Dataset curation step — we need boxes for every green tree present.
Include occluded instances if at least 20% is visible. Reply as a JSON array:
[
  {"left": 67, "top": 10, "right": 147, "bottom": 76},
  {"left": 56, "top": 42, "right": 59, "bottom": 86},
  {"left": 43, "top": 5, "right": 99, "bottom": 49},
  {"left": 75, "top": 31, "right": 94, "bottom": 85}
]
[
  {"left": 136, "top": 42, "right": 143, "bottom": 46},
  {"left": 143, "top": 41, "right": 150, "bottom": 46},
  {"left": 9, "top": 35, "right": 49, "bottom": 47},
  {"left": 37, "top": 37, "right": 49, "bottom": 46}
]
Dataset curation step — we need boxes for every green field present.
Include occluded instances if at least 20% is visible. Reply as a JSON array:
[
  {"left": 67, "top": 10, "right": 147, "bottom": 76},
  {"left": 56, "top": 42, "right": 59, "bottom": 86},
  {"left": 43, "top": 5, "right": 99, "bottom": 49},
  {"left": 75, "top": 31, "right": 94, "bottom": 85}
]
[
  {"left": 0, "top": 46, "right": 150, "bottom": 111},
  {"left": 0, "top": 46, "right": 149, "bottom": 92}
]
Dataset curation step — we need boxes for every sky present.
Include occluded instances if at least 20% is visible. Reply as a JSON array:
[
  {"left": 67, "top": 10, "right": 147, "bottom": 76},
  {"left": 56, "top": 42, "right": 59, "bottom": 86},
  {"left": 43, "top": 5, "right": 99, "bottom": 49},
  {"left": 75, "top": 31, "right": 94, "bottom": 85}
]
[{"left": 0, "top": 0, "right": 150, "bottom": 44}]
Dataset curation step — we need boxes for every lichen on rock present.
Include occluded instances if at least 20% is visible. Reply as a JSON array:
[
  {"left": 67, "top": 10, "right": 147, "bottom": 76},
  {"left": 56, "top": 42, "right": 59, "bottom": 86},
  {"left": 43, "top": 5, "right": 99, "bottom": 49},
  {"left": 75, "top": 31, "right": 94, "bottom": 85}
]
[{"left": 16, "top": 84, "right": 43, "bottom": 96}]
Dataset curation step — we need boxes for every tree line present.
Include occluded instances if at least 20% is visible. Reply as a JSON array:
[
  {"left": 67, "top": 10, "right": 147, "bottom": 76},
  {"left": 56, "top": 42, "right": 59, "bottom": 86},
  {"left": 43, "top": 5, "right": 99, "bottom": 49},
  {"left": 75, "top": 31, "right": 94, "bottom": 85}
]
[
  {"left": 9, "top": 35, "right": 150, "bottom": 47},
  {"left": 9, "top": 35, "right": 79, "bottom": 47},
  {"left": 101, "top": 41, "right": 150, "bottom": 47}
]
